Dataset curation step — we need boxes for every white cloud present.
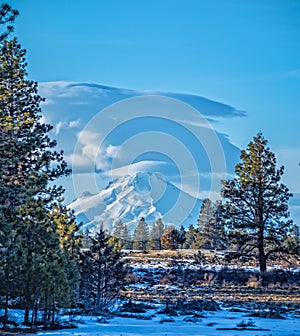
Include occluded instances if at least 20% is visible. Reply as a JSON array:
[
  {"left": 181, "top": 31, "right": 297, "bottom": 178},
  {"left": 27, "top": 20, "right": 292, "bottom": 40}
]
[
  {"left": 54, "top": 83, "right": 109, "bottom": 99},
  {"left": 177, "top": 117, "right": 214, "bottom": 128},
  {"left": 96, "top": 145, "right": 120, "bottom": 171},
  {"left": 54, "top": 119, "right": 80, "bottom": 135},
  {"left": 101, "top": 160, "right": 167, "bottom": 179},
  {"left": 65, "top": 152, "right": 92, "bottom": 167},
  {"left": 38, "top": 81, "right": 74, "bottom": 97},
  {"left": 55, "top": 121, "right": 64, "bottom": 135},
  {"left": 69, "top": 119, "right": 80, "bottom": 128},
  {"left": 71, "top": 130, "right": 121, "bottom": 172},
  {"left": 106, "top": 144, "right": 119, "bottom": 157},
  {"left": 77, "top": 130, "right": 102, "bottom": 161},
  {"left": 40, "top": 115, "right": 50, "bottom": 124},
  {"left": 69, "top": 130, "right": 102, "bottom": 170}
]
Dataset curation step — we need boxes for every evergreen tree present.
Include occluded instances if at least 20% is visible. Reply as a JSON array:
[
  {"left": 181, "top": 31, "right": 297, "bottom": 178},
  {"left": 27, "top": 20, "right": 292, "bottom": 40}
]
[
  {"left": 196, "top": 199, "right": 227, "bottom": 250},
  {"left": 79, "top": 229, "right": 128, "bottom": 314},
  {"left": 0, "top": 220, "right": 23, "bottom": 329},
  {"left": 17, "top": 198, "right": 62, "bottom": 326},
  {"left": 17, "top": 200, "right": 80, "bottom": 328},
  {"left": 147, "top": 218, "right": 164, "bottom": 250},
  {"left": 161, "top": 225, "right": 181, "bottom": 250},
  {"left": 214, "top": 201, "right": 228, "bottom": 249},
  {"left": 0, "top": 37, "right": 69, "bottom": 211},
  {"left": 132, "top": 217, "right": 149, "bottom": 250},
  {"left": 113, "top": 220, "right": 132, "bottom": 249},
  {"left": 51, "top": 205, "right": 82, "bottom": 308},
  {"left": 121, "top": 224, "right": 132, "bottom": 249},
  {"left": 283, "top": 223, "right": 300, "bottom": 256},
  {"left": 81, "top": 229, "right": 92, "bottom": 249},
  {"left": 290, "top": 224, "right": 300, "bottom": 245},
  {"left": 0, "top": 11, "right": 22, "bottom": 328},
  {"left": 178, "top": 225, "right": 186, "bottom": 248},
  {"left": 198, "top": 199, "right": 214, "bottom": 231},
  {"left": 221, "top": 132, "right": 295, "bottom": 271},
  {"left": 0, "top": 3, "right": 18, "bottom": 42},
  {"left": 113, "top": 220, "right": 124, "bottom": 239},
  {"left": 183, "top": 224, "right": 197, "bottom": 249},
  {"left": 0, "top": 13, "right": 77, "bottom": 327}
]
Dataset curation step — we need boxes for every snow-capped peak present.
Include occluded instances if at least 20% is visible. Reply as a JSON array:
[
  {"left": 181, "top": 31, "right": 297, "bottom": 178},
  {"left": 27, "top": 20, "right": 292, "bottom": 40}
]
[{"left": 69, "top": 172, "right": 202, "bottom": 234}]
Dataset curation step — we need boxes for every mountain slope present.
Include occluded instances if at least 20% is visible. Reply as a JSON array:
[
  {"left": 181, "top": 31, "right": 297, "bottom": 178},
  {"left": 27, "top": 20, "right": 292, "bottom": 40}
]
[{"left": 69, "top": 172, "right": 202, "bottom": 234}]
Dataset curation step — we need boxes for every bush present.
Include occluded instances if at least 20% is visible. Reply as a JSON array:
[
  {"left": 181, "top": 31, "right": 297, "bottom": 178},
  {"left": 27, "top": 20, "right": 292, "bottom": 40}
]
[
  {"left": 175, "top": 299, "right": 220, "bottom": 312},
  {"left": 120, "top": 301, "right": 147, "bottom": 313},
  {"left": 217, "top": 267, "right": 251, "bottom": 286},
  {"left": 259, "top": 270, "right": 299, "bottom": 287}
]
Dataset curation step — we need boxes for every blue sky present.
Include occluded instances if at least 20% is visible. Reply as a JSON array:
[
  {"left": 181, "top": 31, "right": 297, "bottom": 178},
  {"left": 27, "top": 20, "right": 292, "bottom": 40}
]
[{"left": 8, "top": 0, "right": 300, "bottom": 216}]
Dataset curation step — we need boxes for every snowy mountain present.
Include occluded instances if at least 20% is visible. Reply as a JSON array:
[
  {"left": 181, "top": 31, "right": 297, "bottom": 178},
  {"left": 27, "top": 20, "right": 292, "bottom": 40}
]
[
  {"left": 38, "top": 82, "right": 247, "bottom": 232},
  {"left": 69, "top": 172, "right": 202, "bottom": 234}
]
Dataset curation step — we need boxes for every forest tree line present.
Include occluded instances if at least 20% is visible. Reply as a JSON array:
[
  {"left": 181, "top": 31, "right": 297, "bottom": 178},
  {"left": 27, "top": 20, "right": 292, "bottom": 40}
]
[
  {"left": 111, "top": 198, "right": 229, "bottom": 251},
  {"left": 111, "top": 194, "right": 299, "bottom": 258}
]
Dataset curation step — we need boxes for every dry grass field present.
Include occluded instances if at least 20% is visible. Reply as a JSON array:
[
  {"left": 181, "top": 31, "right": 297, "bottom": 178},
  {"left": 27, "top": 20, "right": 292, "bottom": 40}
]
[{"left": 121, "top": 249, "right": 300, "bottom": 310}]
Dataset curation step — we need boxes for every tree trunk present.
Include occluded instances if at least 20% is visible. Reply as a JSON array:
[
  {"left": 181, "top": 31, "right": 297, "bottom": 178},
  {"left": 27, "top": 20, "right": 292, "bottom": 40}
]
[
  {"left": 3, "top": 292, "right": 9, "bottom": 330},
  {"left": 43, "top": 292, "right": 48, "bottom": 328},
  {"left": 24, "top": 306, "right": 30, "bottom": 325},
  {"left": 31, "top": 296, "right": 38, "bottom": 329},
  {"left": 258, "top": 252, "right": 267, "bottom": 272},
  {"left": 23, "top": 279, "right": 31, "bottom": 325},
  {"left": 51, "top": 301, "right": 55, "bottom": 328},
  {"left": 258, "top": 227, "right": 267, "bottom": 272}
]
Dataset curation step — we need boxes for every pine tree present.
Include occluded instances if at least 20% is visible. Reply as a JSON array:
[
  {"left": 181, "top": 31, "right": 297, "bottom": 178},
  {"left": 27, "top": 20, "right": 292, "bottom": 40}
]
[
  {"left": 0, "top": 10, "right": 22, "bottom": 327},
  {"left": 196, "top": 199, "right": 227, "bottom": 250},
  {"left": 161, "top": 225, "right": 181, "bottom": 250},
  {"left": 221, "top": 132, "right": 295, "bottom": 271},
  {"left": 121, "top": 224, "right": 132, "bottom": 249},
  {"left": 290, "top": 224, "right": 300, "bottom": 245},
  {"left": 51, "top": 204, "right": 82, "bottom": 309},
  {"left": 113, "top": 220, "right": 125, "bottom": 239},
  {"left": 178, "top": 225, "right": 186, "bottom": 248},
  {"left": 81, "top": 229, "right": 92, "bottom": 249},
  {"left": 0, "top": 221, "right": 23, "bottom": 329},
  {"left": 0, "top": 15, "right": 76, "bottom": 327},
  {"left": 132, "top": 217, "right": 149, "bottom": 250},
  {"left": 17, "top": 199, "right": 80, "bottom": 328},
  {"left": 113, "top": 220, "right": 132, "bottom": 249},
  {"left": 79, "top": 229, "right": 128, "bottom": 314},
  {"left": 53, "top": 204, "right": 81, "bottom": 253},
  {"left": 147, "top": 218, "right": 164, "bottom": 250},
  {"left": 198, "top": 199, "right": 213, "bottom": 231},
  {"left": 0, "top": 3, "right": 18, "bottom": 42},
  {"left": 283, "top": 223, "right": 300, "bottom": 258},
  {"left": 183, "top": 224, "right": 197, "bottom": 249}
]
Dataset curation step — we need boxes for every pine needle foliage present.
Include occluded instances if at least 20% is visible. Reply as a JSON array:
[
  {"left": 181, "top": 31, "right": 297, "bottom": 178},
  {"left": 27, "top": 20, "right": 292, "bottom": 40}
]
[{"left": 221, "top": 132, "right": 297, "bottom": 271}]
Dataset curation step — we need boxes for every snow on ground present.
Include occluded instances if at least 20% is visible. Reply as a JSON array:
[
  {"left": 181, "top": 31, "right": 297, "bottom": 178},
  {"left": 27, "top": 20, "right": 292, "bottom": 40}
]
[{"left": 37, "top": 310, "right": 300, "bottom": 336}]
